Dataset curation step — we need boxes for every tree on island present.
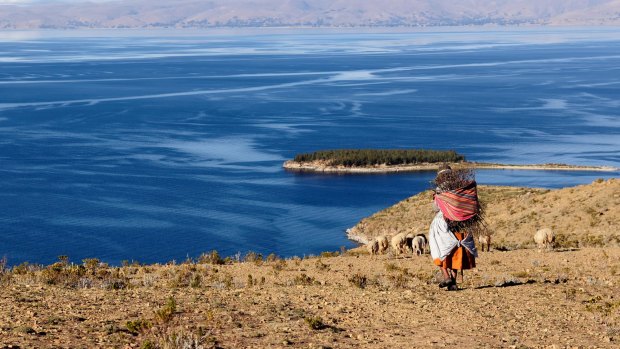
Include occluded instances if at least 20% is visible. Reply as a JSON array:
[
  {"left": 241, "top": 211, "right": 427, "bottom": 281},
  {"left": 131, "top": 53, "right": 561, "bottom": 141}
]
[{"left": 293, "top": 149, "right": 465, "bottom": 167}]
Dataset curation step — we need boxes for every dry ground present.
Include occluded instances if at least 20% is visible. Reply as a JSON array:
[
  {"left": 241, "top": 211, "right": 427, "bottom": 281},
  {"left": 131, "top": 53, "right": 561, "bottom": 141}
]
[
  {"left": 1, "top": 179, "right": 619, "bottom": 348},
  {"left": 1, "top": 247, "right": 619, "bottom": 348}
]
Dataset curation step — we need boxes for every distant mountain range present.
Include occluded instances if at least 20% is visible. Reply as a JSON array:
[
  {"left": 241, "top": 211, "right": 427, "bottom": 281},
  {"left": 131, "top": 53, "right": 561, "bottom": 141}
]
[{"left": 1, "top": 0, "right": 620, "bottom": 29}]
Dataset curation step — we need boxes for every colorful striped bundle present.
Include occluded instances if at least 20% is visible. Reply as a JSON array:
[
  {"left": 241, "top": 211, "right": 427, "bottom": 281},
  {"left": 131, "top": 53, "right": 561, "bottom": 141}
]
[{"left": 434, "top": 181, "right": 479, "bottom": 222}]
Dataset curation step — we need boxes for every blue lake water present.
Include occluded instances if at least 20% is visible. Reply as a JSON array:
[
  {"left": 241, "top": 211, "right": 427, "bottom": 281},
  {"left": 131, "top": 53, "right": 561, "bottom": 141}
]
[{"left": 0, "top": 28, "right": 618, "bottom": 265}]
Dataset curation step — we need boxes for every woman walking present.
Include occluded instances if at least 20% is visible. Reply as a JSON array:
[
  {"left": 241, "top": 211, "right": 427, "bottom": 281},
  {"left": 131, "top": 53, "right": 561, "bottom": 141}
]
[{"left": 428, "top": 165, "right": 482, "bottom": 291}]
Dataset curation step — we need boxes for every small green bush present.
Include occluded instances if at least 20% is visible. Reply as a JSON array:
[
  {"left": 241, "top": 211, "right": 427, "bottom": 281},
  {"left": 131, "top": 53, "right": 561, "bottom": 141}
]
[
  {"left": 304, "top": 316, "right": 326, "bottom": 330},
  {"left": 293, "top": 273, "right": 317, "bottom": 286},
  {"left": 154, "top": 297, "right": 177, "bottom": 324},
  {"left": 244, "top": 251, "right": 263, "bottom": 265},
  {"left": 320, "top": 251, "right": 339, "bottom": 258},
  {"left": 198, "top": 250, "right": 224, "bottom": 265},
  {"left": 126, "top": 319, "right": 152, "bottom": 335},
  {"left": 348, "top": 273, "right": 368, "bottom": 289}
]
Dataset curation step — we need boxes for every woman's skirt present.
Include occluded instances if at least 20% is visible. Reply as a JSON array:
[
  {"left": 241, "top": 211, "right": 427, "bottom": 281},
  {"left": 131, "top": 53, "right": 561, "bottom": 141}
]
[{"left": 433, "top": 232, "right": 476, "bottom": 270}]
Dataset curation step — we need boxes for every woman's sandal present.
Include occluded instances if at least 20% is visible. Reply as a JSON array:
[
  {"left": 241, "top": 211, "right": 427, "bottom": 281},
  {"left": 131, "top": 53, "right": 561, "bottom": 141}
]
[{"left": 438, "top": 278, "right": 454, "bottom": 288}]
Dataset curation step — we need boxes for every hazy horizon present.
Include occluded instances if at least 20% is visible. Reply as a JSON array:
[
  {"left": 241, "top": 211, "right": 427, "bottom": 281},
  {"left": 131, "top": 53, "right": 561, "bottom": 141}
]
[{"left": 1, "top": 0, "right": 620, "bottom": 29}]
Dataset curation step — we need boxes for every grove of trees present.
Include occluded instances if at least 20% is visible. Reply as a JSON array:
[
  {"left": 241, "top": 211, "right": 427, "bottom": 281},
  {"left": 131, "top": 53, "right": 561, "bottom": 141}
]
[{"left": 293, "top": 149, "right": 465, "bottom": 167}]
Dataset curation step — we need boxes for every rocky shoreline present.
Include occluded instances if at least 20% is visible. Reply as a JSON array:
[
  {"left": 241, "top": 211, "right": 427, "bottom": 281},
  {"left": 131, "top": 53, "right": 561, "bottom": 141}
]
[{"left": 283, "top": 160, "right": 618, "bottom": 174}]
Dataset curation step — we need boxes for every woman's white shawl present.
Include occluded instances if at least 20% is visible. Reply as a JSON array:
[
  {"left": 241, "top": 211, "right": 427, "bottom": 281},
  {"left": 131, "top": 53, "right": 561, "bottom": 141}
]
[{"left": 429, "top": 211, "right": 478, "bottom": 261}]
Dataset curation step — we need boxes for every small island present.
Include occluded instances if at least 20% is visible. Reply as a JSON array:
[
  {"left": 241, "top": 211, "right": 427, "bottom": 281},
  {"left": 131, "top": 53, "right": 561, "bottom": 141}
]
[{"left": 283, "top": 149, "right": 618, "bottom": 173}]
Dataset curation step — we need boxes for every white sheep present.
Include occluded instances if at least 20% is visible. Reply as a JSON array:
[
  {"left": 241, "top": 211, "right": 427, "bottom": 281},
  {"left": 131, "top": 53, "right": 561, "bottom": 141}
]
[
  {"left": 478, "top": 234, "right": 491, "bottom": 252},
  {"left": 391, "top": 232, "right": 408, "bottom": 255},
  {"left": 411, "top": 235, "right": 425, "bottom": 256},
  {"left": 377, "top": 235, "right": 390, "bottom": 254},
  {"left": 415, "top": 233, "right": 428, "bottom": 254},
  {"left": 405, "top": 233, "right": 415, "bottom": 254},
  {"left": 366, "top": 239, "right": 379, "bottom": 255},
  {"left": 534, "top": 228, "right": 555, "bottom": 250}
]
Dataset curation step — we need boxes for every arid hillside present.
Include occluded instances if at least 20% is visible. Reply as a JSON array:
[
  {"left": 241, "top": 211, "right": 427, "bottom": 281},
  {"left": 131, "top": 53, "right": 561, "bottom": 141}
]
[
  {"left": 0, "top": 178, "right": 618, "bottom": 348},
  {"left": 1, "top": 248, "right": 619, "bottom": 348},
  {"left": 349, "top": 178, "right": 620, "bottom": 250}
]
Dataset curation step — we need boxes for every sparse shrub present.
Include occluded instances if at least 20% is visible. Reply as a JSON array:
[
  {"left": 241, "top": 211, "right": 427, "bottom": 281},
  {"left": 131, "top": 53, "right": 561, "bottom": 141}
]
[
  {"left": 384, "top": 262, "right": 400, "bottom": 272},
  {"left": 0, "top": 256, "right": 10, "bottom": 285},
  {"left": 82, "top": 258, "right": 100, "bottom": 274},
  {"left": 44, "top": 316, "right": 63, "bottom": 325},
  {"left": 555, "top": 233, "right": 579, "bottom": 249},
  {"left": 0, "top": 256, "right": 7, "bottom": 273},
  {"left": 304, "top": 316, "right": 326, "bottom": 330},
  {"left": 387, "top": 273, "right": 409, "bottom": 289},
  {"left": 40, "top": 262, "right": 86, "bottom": 287},
  {"left": 564, "top": 288, "right": 577, "bottom": 301},
  {"left": 154, "top": 297, "right": 177, "bottom": 324},
  {"left": 57, "top": 255, "right": 69, "bottom": 265},
  {"left": 104, "top": 279, "right": 129, "bottom": 290},
  {"left": 266, "top": 253, "right": 280, "bottom": 263},
  {"left": 190, "top": 274, "right": 202, "bottom": 288},
  {"left": 271, "top": 259, "right": 287, "bottom": 272},
  {"left": 291, "top": 256, "right": 302, "bottom": 266},
  {"left": 140, "top": 340, "right": 156, "bottom": 349},
  {"left": 198, "top": 250, "right": 224, "bottom": 265},
  {"left": 315, "top": 259, "right": 330, "bottom": 271},
  {"left": 212, "top": 273, "right": 234, "bottom": 289},
  {"left": 293, "top": 273, "right": 317, "bottom": 286},
  {"left": 77, "top": 277, "right": 93, "bottom": 289},
  {"left": 126, "top": 318, "right": 152, "bottom": 335},
  {"left": 12, "top": 262, "right": 37, "bottom": 275},
  {"left": 348, "top": 273, "right": 368, "bottom": 289},
  {"left": 14, "top": 326, "right": 37, "bottom": 335},
  {"left": 581, "top": 234, "right": 605, "bottom": 247},
  {"left": 169, "top": 268, "right": 195, "bottom": 288},
  {"left": 244, "top": 251, "right": 263, "bottom": 265},
  {"left": 584, "top": 296, "right": 620, "bottom": 316},
  {"left": 320, "top": 251, "right": 339, "bottom": 258}
]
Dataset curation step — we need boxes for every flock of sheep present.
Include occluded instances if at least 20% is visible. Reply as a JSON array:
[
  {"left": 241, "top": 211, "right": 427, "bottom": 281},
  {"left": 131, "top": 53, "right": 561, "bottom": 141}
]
[
  {"left": 366, "top": 228, "right": 556, "bottom": 256},
  {"left": 366, "top": 232, "right": 429, "bottom": 256}
]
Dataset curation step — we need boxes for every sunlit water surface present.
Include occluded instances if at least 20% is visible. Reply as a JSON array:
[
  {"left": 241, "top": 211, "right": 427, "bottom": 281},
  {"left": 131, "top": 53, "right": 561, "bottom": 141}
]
[{"left": 0, "top": 28, "right": 618, "bottom": 265}]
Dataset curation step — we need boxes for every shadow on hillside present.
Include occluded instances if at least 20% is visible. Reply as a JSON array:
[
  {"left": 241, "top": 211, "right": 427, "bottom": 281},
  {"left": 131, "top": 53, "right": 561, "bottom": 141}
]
[{"left": 473, "top": 279, "right": 537, "bottom": 290}]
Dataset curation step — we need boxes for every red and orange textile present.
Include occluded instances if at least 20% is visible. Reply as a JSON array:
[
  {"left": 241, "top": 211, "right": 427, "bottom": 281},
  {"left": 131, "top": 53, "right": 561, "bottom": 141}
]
[{"left": 433, "top": 181, "right": 479, "bottom": 222}]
